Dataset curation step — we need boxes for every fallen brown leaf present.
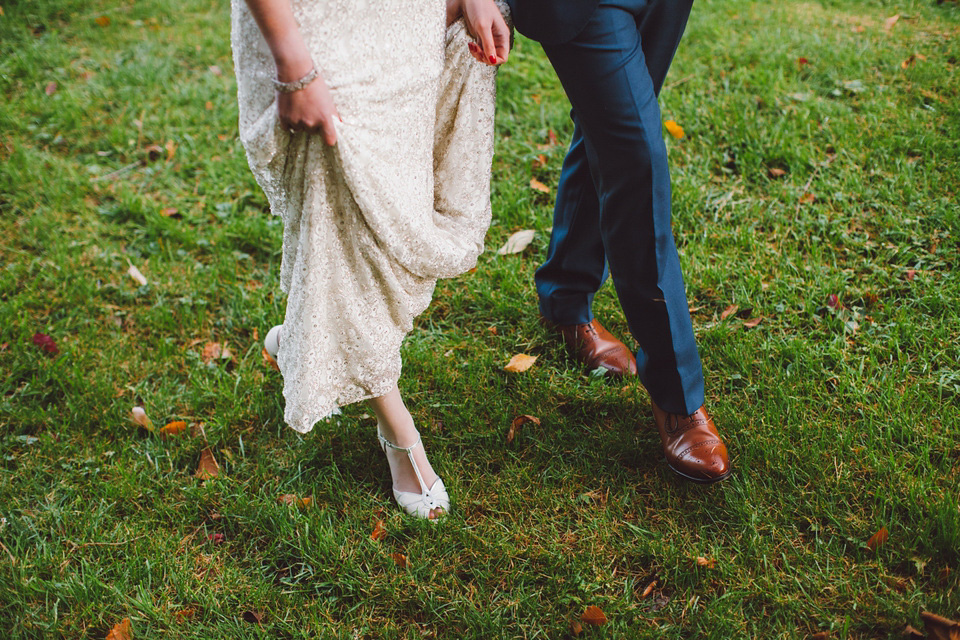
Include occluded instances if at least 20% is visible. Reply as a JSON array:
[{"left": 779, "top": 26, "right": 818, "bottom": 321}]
[
  {"left": 160, "top": 207, "right": 180, "bottom": 218},
  {"left": 506, "top": 414, "right": 540, "bottom": 444},
  {"left": 720, "top": 304, "right": 738, "bottom": 321},
  {"left": 920, "top": 611, "right": 960, "bottom": 640},
  {"left": 504, "top": 354, "right": 537, "bottom": 373},
  {"left": 105, "top": 618, "right": 132, "bottom": 640},
  {"left": 547, "top": 129, "right": 558, "bottom": 146},
  {"left": 529, "top": 178, "right": 551, "bottom": 194},
  {"left": 743, "top": 317, "right": 763, "bottom": 329},
  {"left": 95, "top": 15, "right": 111, "bottom": 27},
  {"left": 371, "top": 520, "right": 387, "bottom": 541},
  {"left": 811, "top": 633, "right": 829, "bottom": 640},
  {"left": 241, "top": 610, "right": 265, "bottom": 624},
  {"left": 195, "top": 448, "right": 219, "bottom": 480},
  {"left": 531, "top": 153, "right": 547, "bottom": 169},
  {"left": 569, "top": 619, "right": 584, "bottom": 636},
  {"left": 497, "top": 229, "right": 536, "bottom": 255},
  {"left": 640, "top": 580, "right": 657, "bottom": 598},
  {"left": 173, "top": 608, "right": 197, "bottom": 622},
  {"left": 202, "top": 342, "right": 232, "bottom": 364},
  {"left": 44, "top": 82, "right": 58, "bottom": 96},
  {"left": 768, "top": 168, "right": 787, "bottom": 178},
  {"left": 866, "top": 526, "right": 889, "bottom": 551},
  {"left": 277, "top": 494, "right": 312, "bottom": 509},
  {"left": 581, "top": 605, "right": 607, "bottom": 626},
  {"left": 883, "top": 14, "right": 900, "bottom": 31},
  {"left": 903, "top": 624, "right": 925, "bottom": 639},
  {"left": 389, "top": 552, "right": 409, "bottom": 568},
  {"left": 695, "top": 556, "right": 716, "bottom": 568},
  {"left": 158, "top": 420, "right": 187, "bottom": 439},
  {"left": 262, "top": 347, "right": 280, "bottom": 371},
  {"left": 165, "top": 139, "right": 176, "bottom": 161},
  {"left": 905, "top": 270, "right": 917, "bottom": 281},
  {"left": 799, "top": 192, "right": 816, "bottom": 204}
]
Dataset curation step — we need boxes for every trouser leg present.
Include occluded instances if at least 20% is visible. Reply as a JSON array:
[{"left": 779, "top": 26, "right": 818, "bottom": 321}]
[{"left": 541, "top": 0, "right": 703, "bottom": 414}]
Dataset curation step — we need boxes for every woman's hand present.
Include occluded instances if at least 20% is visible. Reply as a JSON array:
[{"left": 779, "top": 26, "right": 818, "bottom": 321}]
[
  {"left": 453, "top": 0, "right": 510, "bottom": 66},
  {"left": 277, "top": 71, "right": 341, "bottom": 146}
]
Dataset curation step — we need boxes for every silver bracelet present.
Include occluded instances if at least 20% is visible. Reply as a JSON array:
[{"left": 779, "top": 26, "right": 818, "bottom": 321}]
[{"left": 273, "top": 66, "right": 319, "bottom": 93}]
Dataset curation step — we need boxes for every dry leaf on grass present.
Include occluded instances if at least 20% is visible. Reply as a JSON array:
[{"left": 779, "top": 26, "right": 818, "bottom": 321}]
[
  {"left": 581, "top": 605, "right": 607, "bottom": 626},
  {"left": 506, "top": 414, "right": 540, "bottom": 444},
  {"left": 920, "top": 611, "right": 960, "bottom": 640},
  {"left": 810, "top": 633, "right": 829, "bottom": 640},
  {"left": 127, "top": 264, "right": 147, "bottom": 286},
  {"left": 866, "top": 526, "right": 889, "bottom": 551},
  {"left": 105, "top": 618, "right": 132, "bottom": 640},
  {"left": 241, "top": 610, "right": 265, "bottom": 624},
  {"left": 278, "top": 494, "right": 312, "bottom": 509},
  {"left": 44, "top": 82, "right": 58, "bottom": 96},
  {"left": 569, "top": 619, "right": 584, "bottom": 636},
  {"left": 201, "top": 342, "right": 233, "bottom": 365},
  {"left": 371, "top": 520, "right": 387, "bottom": 541},
  {"left": 664, "top": 120, "right": 685, "bottom": 139},
  {"left": 389, "top": 552, "right": 409, "bottom": 568},
  {"left": 743, "top": 317, "right": 763, "bottom": 329},
  {"left": 195, "top": 448, "right": 219, "bottom": 479},
  {"left": 799, "top": 193, "right": 816, "bottom": 204},
  {"left": 529, "top": 178, "right": 551, "bottom": 194},
  {"left": 883, "top": 14, "right": 900, "bottom": 31},
  {"left": 131, "top": 406, "right": 153, "bottom": 431},
  {"left": 497, "top": 229, "right": 536, "bottom": 255},
  {"left": 95, "top": 15, "right": 111, "bottom": 27},
  {"left": 640, "top": 580, "right": 657, "bottom": 598},
  {"left": 504, "top": 354, "right": 537, "bottom": 373},
  {"left": 158, "top": 421, "right": 187, "bottom": 438},
  {"left": 262, "top": 347, "right": 280, "bottom": 371},
  {"left": 696, "top": 556, "right": 717, "bottom": 568},
  {"left": 719, "top": 304, "right": 738, "bottom": 321},
  {"left": 32, "top": 332, "right": 59, "bottom": 355},
  {"left": 768, "top": 168, "right": 787, "bottom": 178}
]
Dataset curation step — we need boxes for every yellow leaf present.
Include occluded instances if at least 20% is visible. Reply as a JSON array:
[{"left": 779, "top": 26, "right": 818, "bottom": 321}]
[
  {"left": 195, "top": 447, "right": 219, "bottom": 479},
  {"left": 105, "top": 618, "right": 132, "bottom": 640},
  {"left": 504, "top": 354, "right": 537, "bottom": 373},
  {"left": 529, "top": 178, "right": 550, "bottom": 193},
  {"left": 497, "top": 229, "right": 536, "bottom": 255},
  {"left": 664, "top": 120, "right": 685, "bottom": 139}
]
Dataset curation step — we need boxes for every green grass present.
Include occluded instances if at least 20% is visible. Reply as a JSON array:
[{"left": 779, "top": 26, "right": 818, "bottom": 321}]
[{"left": 2, "top": 0, "right": 959, "bottom": 637}]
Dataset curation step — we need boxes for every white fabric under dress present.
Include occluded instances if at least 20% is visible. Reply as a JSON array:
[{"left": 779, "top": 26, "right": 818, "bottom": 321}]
[{"left": 231, "top": 1, "right": 500, "bottom": 432}]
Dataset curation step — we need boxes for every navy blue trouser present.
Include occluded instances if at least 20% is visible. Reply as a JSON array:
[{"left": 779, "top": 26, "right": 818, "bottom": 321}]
[{"left": 535, "top": 0, "right": 704, "bottom": 414}]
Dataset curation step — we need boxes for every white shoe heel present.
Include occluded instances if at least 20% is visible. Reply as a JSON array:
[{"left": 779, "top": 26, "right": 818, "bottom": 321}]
[
  {"left": 264, "top": 325, "right": 282, "bottom": 358},
  {"left": 378, "top": 426, "right": 450, "bottom": 520}
]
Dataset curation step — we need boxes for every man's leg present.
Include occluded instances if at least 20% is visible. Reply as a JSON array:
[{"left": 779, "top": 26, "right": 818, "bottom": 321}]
[{"left": 541, "top": 0, "right": 730, "bottom": 481}]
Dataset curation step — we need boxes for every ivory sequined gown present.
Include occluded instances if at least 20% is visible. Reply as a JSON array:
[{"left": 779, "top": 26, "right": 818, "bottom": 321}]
[{"left": 231, "top": 1, "right": 500, "bottom": 432}]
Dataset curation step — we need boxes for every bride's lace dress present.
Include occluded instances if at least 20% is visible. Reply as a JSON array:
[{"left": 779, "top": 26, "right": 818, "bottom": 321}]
[{"left": 231, "top": 1, "right": 501, "bottom": 432}]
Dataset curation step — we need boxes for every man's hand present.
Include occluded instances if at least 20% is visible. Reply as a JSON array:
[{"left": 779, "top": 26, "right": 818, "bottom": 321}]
[{"left": 455, "top": 0, "right": 510, "bottom": 66}]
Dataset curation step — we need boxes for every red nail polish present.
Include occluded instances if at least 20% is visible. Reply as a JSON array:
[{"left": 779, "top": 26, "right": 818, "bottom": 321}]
[{"left": 489, "top": 55, "right": 497, "bottom": 64}]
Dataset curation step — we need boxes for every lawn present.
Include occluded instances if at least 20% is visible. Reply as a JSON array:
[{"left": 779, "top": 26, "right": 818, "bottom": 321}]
[{"left": 1, "top": 0, "right": 958, "bottom": 638}]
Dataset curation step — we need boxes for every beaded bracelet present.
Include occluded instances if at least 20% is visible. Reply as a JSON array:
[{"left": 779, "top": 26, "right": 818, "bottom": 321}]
[{"left": 273, "top": 66, "right": 319, "bottom": 93}]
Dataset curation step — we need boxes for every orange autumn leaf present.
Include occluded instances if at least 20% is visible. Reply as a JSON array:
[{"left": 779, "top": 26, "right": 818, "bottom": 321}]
[
  {"left": 569, "top": 619, "right": 584, "bottom": 636},
  {"left": 743, "top": 317, "right": 763, "bottom": 329},
  {"left": 504, "top": 354, "right": 537, "bottom": 373},
  {"left": 105, "top": 618, "right": 132, "bottom": 640},
  {"left": 371, "top": 520, "right": 387, "bottom": 541},
  {"left": 389, "top": 552, "right": 410, "bottom": 568},
  {"left": 866, "top": 527, "right": 889, "bottom": 551},
  {"left": 664, "top": 120, "right": 685, "bottom": 139},
  {"left": 799, "top": 192, "right": 816, "bottom": 204},
  {"left": 720, "top": 304, "right": 739, "bottom": 321},
  {"left": 529, "top": 178, "right": 551, "bottom": 194},
  {"left": 640, "top": 580, "right": 657, "bottom": 598},
  {"left": 195, "top": 447, "right": 219, "bottom": 479},
  {"left": 696, "top": 556, "right": 717, "bottom": 568},
  {"left": 95, "top": 15, "right": 111, "bottom": 27},
  {"left": 158, "top": 421, "right": 187, "bottom": 438},
  {"left": 262, "top": 347, "right": 280, "bottom": 371},
  {"left": 581, "top": 605, "right": 608, "bottom": 626}
]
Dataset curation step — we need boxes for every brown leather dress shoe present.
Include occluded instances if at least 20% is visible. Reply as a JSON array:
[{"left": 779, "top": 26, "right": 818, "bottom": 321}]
[
  {"left": 651, "top": 402, "right": 731, "bottom": 483},
  {"left": 542, "top": 317, "right": 638, "bottom": 377}
]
